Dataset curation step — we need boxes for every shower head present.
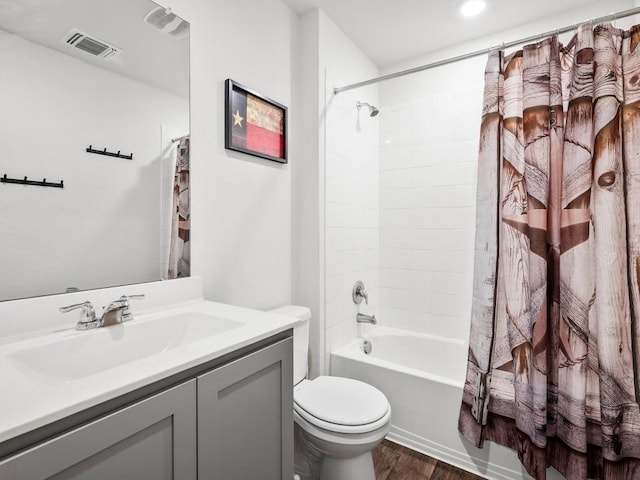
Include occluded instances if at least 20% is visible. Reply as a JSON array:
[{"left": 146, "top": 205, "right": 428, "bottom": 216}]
[{"left": 356, "top": 101, "right": 379, "bottom": 117}]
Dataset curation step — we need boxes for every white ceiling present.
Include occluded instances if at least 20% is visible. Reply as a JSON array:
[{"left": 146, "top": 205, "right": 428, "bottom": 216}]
[
  {"left": 0, "top": 0, "right": 189, "bottom": 98},
  {"left": 2, "top": 0, "right": 636, "bottom": 96},
  {"left": 281, "top": 0, "right": 636, "bottom": 67}
]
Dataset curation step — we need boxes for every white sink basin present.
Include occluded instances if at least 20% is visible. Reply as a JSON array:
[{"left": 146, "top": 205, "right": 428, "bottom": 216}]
[{"left": 8, "top": 312, "right": 243, "bottom": 382}]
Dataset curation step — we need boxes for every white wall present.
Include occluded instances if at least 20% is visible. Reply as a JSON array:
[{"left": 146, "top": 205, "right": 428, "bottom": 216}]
[
  {"left": 0, "top": 29, "right": 188, "bottom": 300},
  {"left": 158, "top": 0, "right": 298, "bottom": 311},
  {"left": 318, "top": 11, "right": 380, "bottom": 370},
  {"left": 294, "top": 9, "right": 380, "bottom": 375},
  {"left": 293, "top": 10, "right": 323, "bottom": 377}
]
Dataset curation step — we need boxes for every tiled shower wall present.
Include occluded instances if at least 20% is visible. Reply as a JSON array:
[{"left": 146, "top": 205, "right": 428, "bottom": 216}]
[
  {"left": 324, "top": 81, "right": 380, "bottom": 367},
  {"left": 377, "top": 58, "right": 485, "bottom": 342},
  {"left": 323, "top": 56, "right": 484, "bottom": 347}
]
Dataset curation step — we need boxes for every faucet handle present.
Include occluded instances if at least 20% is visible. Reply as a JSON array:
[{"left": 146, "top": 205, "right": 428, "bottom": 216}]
[
  {"left": 352, "top": 281, "right": 368, "bottom": 305},
  {"left": 119, "top": 294, "right": 145, "bottom": 302},
  {"left": 60, "top": 301, "right": 99, "bottom": 330},
  {"left": 118, "top": 294, "right": 145, "bottom": 322}
]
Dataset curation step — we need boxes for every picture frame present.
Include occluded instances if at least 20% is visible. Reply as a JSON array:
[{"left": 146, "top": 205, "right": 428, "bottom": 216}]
[{"left": 224, "top": 79, "right": 288, "bottom": 164}]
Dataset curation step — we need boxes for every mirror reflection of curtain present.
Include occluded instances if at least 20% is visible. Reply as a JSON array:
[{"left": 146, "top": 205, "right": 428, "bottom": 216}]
[
  {"left": 459, "top": 23, "right": 640, "bottom": 479},
  {"left": 167, "top": 136, "right": 190, "bottom": 279}
]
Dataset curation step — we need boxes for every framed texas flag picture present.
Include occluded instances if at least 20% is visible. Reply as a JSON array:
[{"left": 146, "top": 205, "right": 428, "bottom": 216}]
[{"left": 225, "top": 79, "right": 287, "bottom": 164}]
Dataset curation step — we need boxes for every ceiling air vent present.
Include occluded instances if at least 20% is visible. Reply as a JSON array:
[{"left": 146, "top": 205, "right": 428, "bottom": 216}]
[{"left": 61, "top": 29, "right": 122, "bottom": 60}]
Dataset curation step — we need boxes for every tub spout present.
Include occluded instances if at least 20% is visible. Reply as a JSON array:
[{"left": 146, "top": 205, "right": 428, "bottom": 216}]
[{"left": 356, "top": 313, "right": 377, "bottom": 325}]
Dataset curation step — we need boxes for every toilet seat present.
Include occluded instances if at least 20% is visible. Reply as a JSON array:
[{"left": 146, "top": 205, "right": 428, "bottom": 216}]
[{"left": 294, "top": 376, "right": 391, "bottom": 434}]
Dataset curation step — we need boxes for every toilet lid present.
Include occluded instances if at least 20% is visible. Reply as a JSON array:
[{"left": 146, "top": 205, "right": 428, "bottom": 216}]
[{"left": 294, "top": 376, "right": 389, "bottom": 427}]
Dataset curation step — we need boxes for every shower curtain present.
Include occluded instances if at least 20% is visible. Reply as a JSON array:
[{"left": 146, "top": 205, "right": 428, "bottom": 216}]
[
  {"left": 167, "top": 136, "right": 190, "bottom": 279},
  {"left": 458, "top": 23, "right": 640, "bottom": 480}
]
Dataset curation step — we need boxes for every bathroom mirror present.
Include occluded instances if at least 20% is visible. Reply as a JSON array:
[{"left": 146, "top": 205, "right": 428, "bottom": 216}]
[{"left": 0, "top": 0, "right": 189, "bottom": 301}]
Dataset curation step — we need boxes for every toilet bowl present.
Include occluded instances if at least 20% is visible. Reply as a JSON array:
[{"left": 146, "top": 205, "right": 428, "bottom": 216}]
[
  {"left": 294, "top": 376, "right": 391, "bottom": 480},
  {"left": 269, "top": 306, "right": 391, "bottom": 480}
]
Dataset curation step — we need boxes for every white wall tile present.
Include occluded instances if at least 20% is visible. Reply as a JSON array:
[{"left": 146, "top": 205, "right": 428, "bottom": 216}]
[
  {"left": 392, "top": 269, "right": 412, "bottom": 290},
  {"left": 411, "top": 98, "right": 433, "bottom": 140},
  {"left": 411, "top": 312, "right": 434, "bottom": 335},
  {"left": 414, "top": 141, "right": 453, "bottom": 167},
  {"left": 431, "top": 272, "right": 454, "bottom": 294},
  {"left": 410, "top": 291, "right": 432, "bottom": 313},
  {"left": 379, "top": 287, "right": 392, "bottom": 306},
  {"left": 380, "top": 228, "right": 412, "bottom": 249},
  {"left": 410, "top": 167, "right": 432, "bottom": 187},
  {"left": 326, "top": 126, "right": 344, "bottom": 155},
  {"left": 391, "top": 288, "right": 412, "bottom": 309},
  {"left": 431, "top": 208, "right": 455, "bottom": 229},
  {"left": 380, "top": 248, "right": 393, "bottom": 268},
  {"left": 392, "top": 249, "right": 414, "bottom": 270},
  {"left": 377, "top": 76, "right": 479, "bottom": 341},
  {"left": 454, "top": 184, "right": 476, "bottom": 207},
  {"left": 429, "top": 314, "right": 456, "bottom": 338},
  {"left": 326, "top": 297, "right": 350, "bottom": 328},
  {"left": 411, "top": 208, "right": 433, "bottom": 229},
  {"left": 453, "top": 207, "right": 475, "bottom": 229},
  {"left": 381, "top": 105, "right": 412, "bottom": 144},
  {"left": 326, "top": 275, "right": 343, "bottom": 302},
  {"left": 326, "top": 227, "right": 343, "bottom": 252},
  {"left": 384, "top": 307, "right": 414, "bottom": 330},
  {"left": 411, "top": 187, "right": 433, "bottom": 207},
  {"left": 325, "top": 322, "right": 345, "bottom": 355},
  {"left": 326, "top": 176, "right": 345, "bottom": 204},
  {"left": 380, "top": 170, "right": 394, "bottom": 189},
  {"left": 326, "top": 250, "right": 346, "bottom": 277},
  {"left": 381, "top": 188, "right": 414, "bottom": 209},
  {"left": 392, "top": 169, "right": 412, "bottom": 188},
  {"left": 430, "top": 186, "right": 455, "bottom": 207},
  {"left": 380, "top": 147, "right": 412, "bottom": 170},
  {"left": 326, "top": 151, "right": 344, "bottom": 179}
]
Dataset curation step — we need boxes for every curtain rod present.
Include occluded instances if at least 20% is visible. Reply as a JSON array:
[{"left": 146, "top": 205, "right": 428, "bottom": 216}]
[
  {"left": 333, "top": 6, "right": 640, "bottom": 94},
  {"left": 171, "top": 135, "right": 189, "bottom": 143}
]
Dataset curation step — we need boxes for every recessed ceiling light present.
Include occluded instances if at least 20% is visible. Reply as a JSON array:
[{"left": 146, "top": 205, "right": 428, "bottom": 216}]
[{"left": 458, "top": 0, "right": 486, "bottom": 17}]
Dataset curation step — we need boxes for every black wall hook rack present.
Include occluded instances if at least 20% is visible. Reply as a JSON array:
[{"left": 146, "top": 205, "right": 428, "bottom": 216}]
[
  {"left": 1, "top": 174, "right": 64, "bottom": 189},
  {"left": 86, "top": 145, "right": 133, "bottom": 160}
]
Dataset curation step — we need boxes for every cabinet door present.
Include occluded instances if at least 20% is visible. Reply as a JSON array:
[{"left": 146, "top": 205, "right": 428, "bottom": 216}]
[
  {"left": 198, "top": 337, "right": 293, "bottom": 480},
  {"left": 0, "top": 380, "right": 197, "bottom": 480}
]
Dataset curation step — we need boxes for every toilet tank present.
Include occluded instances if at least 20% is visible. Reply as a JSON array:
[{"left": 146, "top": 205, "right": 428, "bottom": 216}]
[{"left": 268, "top": 305, "right": 311, "bottom": 385}]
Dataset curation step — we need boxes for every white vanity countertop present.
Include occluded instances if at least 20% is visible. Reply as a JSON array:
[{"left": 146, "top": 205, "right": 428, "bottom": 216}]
[{"left": 0, "top": 298, "right": 298, "bottom": 444}]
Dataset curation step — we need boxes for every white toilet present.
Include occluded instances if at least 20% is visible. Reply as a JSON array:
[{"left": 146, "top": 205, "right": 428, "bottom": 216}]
[{"left": 270, "top": 305, "right": 391, "bottom": 480}]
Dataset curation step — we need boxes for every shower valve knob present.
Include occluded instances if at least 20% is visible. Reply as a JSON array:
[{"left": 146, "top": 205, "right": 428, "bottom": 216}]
[{"left": 352, "top": 281, "right": 368, "bottom": 305}]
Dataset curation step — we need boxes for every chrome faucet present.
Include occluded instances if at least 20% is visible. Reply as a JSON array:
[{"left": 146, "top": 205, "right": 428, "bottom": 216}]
[
  {"left": 117, "top": 294, "right": 145, "bottom": 322},
  {"left": 352, "top": 281, "right": 369, "bottom": 305},
  {"left": 60, "top": 294, "right": 145, "bottom": 330},
  {"left": 100, "top": 298, "right": 128, "bottom": 327},
  {"left": 356, "top": 313, "right": 377, "bottom": 325},
  {"left": 59, "top": 301, "right": 99, "bottom": 330}
]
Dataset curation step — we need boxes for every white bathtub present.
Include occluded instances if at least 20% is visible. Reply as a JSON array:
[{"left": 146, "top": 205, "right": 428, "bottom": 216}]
[{"left": 330, "top": 326, "right": 548, "bottom": 480}]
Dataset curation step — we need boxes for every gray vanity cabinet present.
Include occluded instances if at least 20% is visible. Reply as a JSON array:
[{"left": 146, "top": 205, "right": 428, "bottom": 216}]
[
  {"left": 0, "top": 380, "right": 197, "bottom": 480},
  {"left": 0, "top": 334, "right": 293, "bottom": 480},
  {"left": 197, "top": 336, "right": 294, "bottom": 480}
]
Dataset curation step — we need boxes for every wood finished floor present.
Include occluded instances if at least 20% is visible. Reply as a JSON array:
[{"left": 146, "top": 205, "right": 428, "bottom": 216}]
[{"left": 373, "top": 440, "right": 485, "bottom": 480}]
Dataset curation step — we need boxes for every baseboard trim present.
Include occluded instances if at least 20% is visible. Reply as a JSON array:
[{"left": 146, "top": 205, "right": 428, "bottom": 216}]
[{"left": 386, "top": 425, "right": 525, "bottom": 480}]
